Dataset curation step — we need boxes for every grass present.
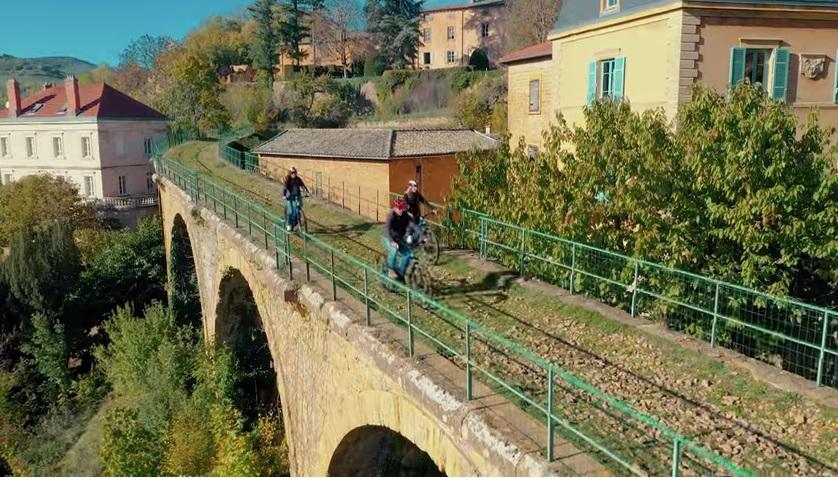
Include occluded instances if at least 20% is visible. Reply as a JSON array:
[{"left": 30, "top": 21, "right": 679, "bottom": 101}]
[
  {"left": 55, "top": 398, "right": 110, "bottom": 476},
  {"left": 165, "top": 141, "right": 838, "bottom": 476}
]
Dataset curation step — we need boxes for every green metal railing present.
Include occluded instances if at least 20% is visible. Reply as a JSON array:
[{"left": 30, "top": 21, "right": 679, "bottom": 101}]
[
  {"left": 453, "top": 209, "right": 838, "bottom": 389},
  {"left": 219, "top": 141, "right": 259, "bottom": 173},
  {"left": 152, "top": 148, "right": 750, "bottom": 477}
]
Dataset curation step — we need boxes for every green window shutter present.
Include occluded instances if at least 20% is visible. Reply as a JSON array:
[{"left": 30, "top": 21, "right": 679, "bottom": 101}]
[
  {"left": 729, "top": 47, "right": 746, "bottom": 85},
  {"left": 613, "top": 57, "right": 626, "bottom": 101},
  {"left": 587, "top": 61, "right": 597, "bottom": 105},
  {"left": 834, "top": 49, "right": 838, "bottom": 103},
  {"left": 772, "top": 47, "right": 790, "bottom": 102}
]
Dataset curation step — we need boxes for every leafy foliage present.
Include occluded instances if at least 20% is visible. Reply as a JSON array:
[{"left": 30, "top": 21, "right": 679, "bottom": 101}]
[
  {"left": 119, "top": 35, "right": 175, "bottom": 70},
  {"left": 101, "top": 407, "right": 164, "bottom": 476},
  {"left": 249, "top": 0, "right": 280, "bottom": 87},
  {"left": 19, "top": 313, "right": 70, "bottom": 400},
  {"left": 0, "top": 175, "right": 94, "bottom": 247},
  {"left": 451, "top": 83, "right": 838, "bottom": 305},
  {"left": 277, "top": 0, "right": 326, "bottom": 68},
  {"left": 365, "top": 0, "right": 424, "bottom": 68}
]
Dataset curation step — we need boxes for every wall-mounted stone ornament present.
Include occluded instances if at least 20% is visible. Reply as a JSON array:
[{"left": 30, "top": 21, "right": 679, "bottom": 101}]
[{"left": 799, "top": 54, "right": 827, "bottom": 79}]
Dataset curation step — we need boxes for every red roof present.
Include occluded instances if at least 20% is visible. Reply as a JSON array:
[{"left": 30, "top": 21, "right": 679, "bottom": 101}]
[
  {"left": 499, "top": 42, "right": 553, "bottom": 65},
  {"left": 1, "top": 82, "right": 166, "bottom": 120}
]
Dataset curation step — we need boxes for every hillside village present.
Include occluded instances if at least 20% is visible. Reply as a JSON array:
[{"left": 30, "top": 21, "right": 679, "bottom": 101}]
[{"left": 1, "top": 0, "right": 837, "bottom": 476}]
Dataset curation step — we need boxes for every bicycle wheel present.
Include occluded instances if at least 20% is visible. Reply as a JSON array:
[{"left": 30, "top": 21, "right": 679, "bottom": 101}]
[
  {"left": 420, "top": 227, "right": 440, "bottom": 265},
  {"left": 406, "top": 260, "right": 434, "bottom": 297},
  {"left": 298, "top": 209, "right": 308, "bottom": 233}
]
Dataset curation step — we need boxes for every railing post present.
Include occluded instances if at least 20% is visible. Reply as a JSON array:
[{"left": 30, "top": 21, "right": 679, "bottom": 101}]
[
  {"left": 286, "top": 226, "right": 293, "bottom": 281},
  {"left": 190, "top": 171, "right": 198, "bottom": 200},
  {"left": 407, "top": 289, "right": 414, "bottom": 357},
  {"left": 547, "top": 365, "right": 554, "bottom": 462},
  {"left": 363, "top": 269, "right": 370, "bottom": 326},
  {"left": 518, "top": 228, "right": 527, "bottom": 279},
  {"left": 222, "top": 189, "right": 228, "bottom": 220},
  {"left": 212, "top": 183, "right": 217, "bottom": 213},
  {"left": 342, "top": 181, "right": 345, "bottom": 209},
  {"left": 671, "top": 438, "right": 682, "bottom": 477},
  {"left": 816, "top": 310, "right": 830, "bottom": 387},
  {"left": 570, "top": 243, "right": 577, "bottom": 294},
  {"left": 630, "top": 260, "right": 639, "bottom": 318},
  {"left": 263, "top": 211, "right": 269, "bottom": 250},
  {"left": 376, "top": 190, "right": 380, "bottom": 222},
  {"left": 303, "top": 231, "right": 311, "bottom": 281},
  {"left": 479, "top": 216, "right": 487, "bottom": 259},
  {"left": 273, "top": 222, "right": 281, "bottom": 270},
  {"left": 465, "top": 322, "right": 473, "bottom": 400},
  {"left": 247, "top": 202, "right": 253, "bottom": 238},
  {"left": 358, "top": 185, "right": 362, "bottom": 215},
  {"left": 233, "top": 194, "right": 239, "bottom": 228},
  {"left": 711, "top": 282, "right": 721, "bottom": 348},
  {"left": 330, "top": 250, "right": 337, "bottom": 301}
]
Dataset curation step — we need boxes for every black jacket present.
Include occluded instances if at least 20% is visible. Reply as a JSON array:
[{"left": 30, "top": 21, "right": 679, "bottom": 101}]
[
  {"left": 404, "top": 191, "right": 428, "bottom": 219},
  {"left": 284, "top": 176, "right": 307, "bottom": 199},
  {"left": 385, "top": 210, "right": 413, "bottom": 242}
]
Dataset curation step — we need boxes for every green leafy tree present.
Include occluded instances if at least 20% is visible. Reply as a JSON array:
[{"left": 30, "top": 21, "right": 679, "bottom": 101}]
[
  {"left": 155, "top": 47, "right": 231, "bottom": 135},
  {"left": 119, "top": 34, "right": 175, "bottom": 70},
  {"left": 2, "top": 221, "right": 81, "bottom": 315},
  {"left": 249, "top": 0, "right": 280, "bottom": 87},
  {"left": 0, "top": 175, "right": 95, "bottom": 247},
  {"left": 365, "top": 0, "right": 423, "bottom": 68},
  {"left": 277, "top": 0, "right": 326, "bottom": 69},
  {"left": 19, "top": 313, "right": 70, "bottom": 400},
  {"left": 101, "top": 407, "right": 164, "bottom": 476}
]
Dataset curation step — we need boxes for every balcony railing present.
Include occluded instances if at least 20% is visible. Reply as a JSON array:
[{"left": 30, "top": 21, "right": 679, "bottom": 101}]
[{"left": 89, "top": 195, "right": 158, "bottom": 210}]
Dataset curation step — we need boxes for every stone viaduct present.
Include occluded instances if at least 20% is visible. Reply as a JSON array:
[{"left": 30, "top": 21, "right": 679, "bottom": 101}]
[{"left": 156, "top": 175, "right": 601, "bottom": 476}]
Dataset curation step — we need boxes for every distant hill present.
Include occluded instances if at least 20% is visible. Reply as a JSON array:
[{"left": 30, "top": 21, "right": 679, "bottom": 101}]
[{"left": 0, "top": 54, "right": 96, "bottom": 100}]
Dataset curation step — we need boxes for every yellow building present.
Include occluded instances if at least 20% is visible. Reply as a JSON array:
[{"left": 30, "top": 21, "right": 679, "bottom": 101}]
[
  {"left": 499, "top": 42, "right": 554, "bottom": 153},
  {"left": 416, "top": 0, "right": 508, "bottom": 69},
  {"left": 505, "top": 0, "right": 838, "bottom": 149}
]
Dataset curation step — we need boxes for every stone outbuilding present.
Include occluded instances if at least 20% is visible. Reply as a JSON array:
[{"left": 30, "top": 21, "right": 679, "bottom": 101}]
[{"left": 255, "top": 128, "right": 498, "bottom": 220}]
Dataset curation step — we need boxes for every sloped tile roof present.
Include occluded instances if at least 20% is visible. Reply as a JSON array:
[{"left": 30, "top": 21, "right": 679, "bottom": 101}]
[
  {"left": 255, "top": 128, "right": 498, "bottom": 160},
  {"left": 499, "top": 42, "right": 553, "bottom": 64},
  {"left": 1, "top": 82, "right": 166, "bottom": 120}
]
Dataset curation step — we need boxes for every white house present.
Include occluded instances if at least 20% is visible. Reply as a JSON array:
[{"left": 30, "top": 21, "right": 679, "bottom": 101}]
[{"left": 0, "top": 76, "right": 168, "bottom": 203}]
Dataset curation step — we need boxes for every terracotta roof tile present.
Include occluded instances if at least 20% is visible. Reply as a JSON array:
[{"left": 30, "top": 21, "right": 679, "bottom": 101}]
[
  {"left": 499, "top": 42, "right": 553, "bottom": 64},
  {"left": 255, "top": 128, "right": 498, "bottom": 160},
  {"left": 1, "top": 82, "right": 166, "bottom": 120}
]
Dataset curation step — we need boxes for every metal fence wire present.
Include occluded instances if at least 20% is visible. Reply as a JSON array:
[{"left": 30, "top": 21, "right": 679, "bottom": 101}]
[{"left": 152, "top": 141, "right": 752, "bottom": 477}]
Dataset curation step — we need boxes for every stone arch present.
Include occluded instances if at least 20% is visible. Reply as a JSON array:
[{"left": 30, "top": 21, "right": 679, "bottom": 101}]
[
  {"left": 327, "top": 425, "right": 445, "bottom": 477},
  {"left": 215, "top": 267, "right": 279, "bottom": 424},
  {"left": 170, "top": 213, "right": 202, "bottom": 329}
]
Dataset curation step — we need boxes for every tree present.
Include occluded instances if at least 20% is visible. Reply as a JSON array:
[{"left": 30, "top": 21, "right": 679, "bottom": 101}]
[
  {"left": 468, "top": 48, "right": 490, "bottom": 71},
  {"left": 119, "top": 34, "right": 175, "bottom": 70},
  {"left": 78, "top": 63, "right": 118, "bottom": 86},
  {"left": 249, "top": 0, "right": 280, "bottom": 87},
  {"left": 319, "top": 0, "right": 364, "bottom": 78},
  {"left": 2, "top": 221, "right": 81, "bottom": 316},
  {"left": 365, "top": 0, "right": 423, "bottom": 68},
  {"left": 184, "top": 16, "right": 252, "bottom": 70},
  {"left": 276, "top": 0, "right": 326, "bottom": 68},
  {"left": 154, "top": 47, "right": 231, "bottom": 135},
  {"left": 505, "top": 0, "right": 562, "bottom": 51},
  {"left": 0, "top": 175, "right": 95, "bottom": 247},
  {"left": 19, "top": 313, "right": 70, "bottom": 400}
]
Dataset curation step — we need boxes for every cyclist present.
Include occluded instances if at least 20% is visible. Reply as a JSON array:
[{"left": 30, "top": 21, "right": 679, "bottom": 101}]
[
  {"left": 383, "top": 198, "right": 418, "bottom": 281},
  {"left": 404, "top": 179, "right": 435, "bottom": 245},
  {"left": 283, "top": 167, "right": 309, "bottom": 232}
]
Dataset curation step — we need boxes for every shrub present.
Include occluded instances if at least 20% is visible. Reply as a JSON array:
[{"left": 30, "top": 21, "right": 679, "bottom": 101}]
[
  {"left": 101, "top": 407, "right": 163, "bottom": 476},
  {"left": 468, "top": 48, "right": 490, "bottom": 71}
]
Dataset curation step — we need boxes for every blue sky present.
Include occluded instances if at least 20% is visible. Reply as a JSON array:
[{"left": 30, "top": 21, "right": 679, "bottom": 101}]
[{"left": 0, "top": 0, "right": 459, "bottom": 66}]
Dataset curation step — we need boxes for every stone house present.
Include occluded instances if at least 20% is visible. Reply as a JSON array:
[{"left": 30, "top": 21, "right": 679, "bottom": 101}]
[
  {"left": 255, "top": 128, "right": 498, "bottom": 220},
  {"left": 0, "top": 77, "right": 168, "bottom": 203},
  {"left": 417, "top": 0, "right": 508, "bottom": 69},
  {"left": 503, "top": 0, "right": 838, "bottom": 150}
]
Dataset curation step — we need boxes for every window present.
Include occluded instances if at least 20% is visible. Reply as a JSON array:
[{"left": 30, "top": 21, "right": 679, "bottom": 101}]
[
  {"left": 447, "top": 51, "right": 456, "bottom": 63},
  {"left": 423, "top": 52, "right": 432, "bottom": 65},
  {"left": 481, "top": 23, "right": 490, "bottom": 38},
  {"left": 447, "top": 26, "right": 455, "bottom": 40},
  {"left": 144, "top": 138, "right": 153, "bottom": 157},
  {"left": 423, "top": 28, "right": 431, "bottom": 43},
  {"left": 84, "top": 176, "right": 94, "bottom": 197},
  {"left": 527, "top": 145, "right": 539, "bottom": 159},
  {"left": 53, "top": 137, "right": 63, "bottom": 158},
  {"left": 2, "top": 174, "right": 11, "bottom": 185},
  {"left": 81, "top": 137, "right": 92, "bottom": 158},
  {"left": 587, "top": 57, "right": 625, "bottom": 104},
  {"left": 146, "top": 172, "right": 154, "bottom": 193},
  {"left": 601, "top": 0, "right": 619, "bottom": 12},
  {"left": 529, "top": 79, "right": 541, "bottom": 113},
  {"left": 25, "top": 137, "right": 36, "bottom": 158},
  {"left": 116, "top": 137, "right": 125, "bottom": 157},
  {"left": 118, "top": 175, "right": 128, "bottom": 196},
  {"left": 0, "top": 137, "right": 8, "bottom": 158},
  {"left": 729, "top": 47, "right": 790, "bottom": 101}
]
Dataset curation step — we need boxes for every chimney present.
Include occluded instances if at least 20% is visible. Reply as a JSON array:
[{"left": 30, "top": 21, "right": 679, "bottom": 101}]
[
  {"left": 485, "top": 125, "right": 491, "bottom": 135},
  {"left": 6, "top": 79, "right": 20, "bottom": 118},
  {"left": 65, "top": 75, "right": 80, "bottom": 116}
]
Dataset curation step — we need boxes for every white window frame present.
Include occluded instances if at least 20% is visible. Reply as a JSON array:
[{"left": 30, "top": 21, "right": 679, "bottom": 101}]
[
  {"left": 447, "top": 51, "right": 456, "bottom": 64},
  {"left": 447, "top": 26, "right": 455, "bottom": 40},
  {"left": 81, "top": 136, "right": 92, "bottom": 159},
  {"left": 0, "top": 137, "right": 8, "bottom": 158},
  {"left": 53, "top": 136, "right": 64, "bottom": 158},
  {"left": 529, "top": 79, "right": 541, "bottom": 113},
  {"left": 84, "top": 176, "right": 95, "bottom": 197},
  {"left": 423, "top": 28, "right": 431, "bottom": 43},
  {"left": 25, "top": 136, "right": 36, "bottom": 158},
  {"left": 118, "top": 175, "right": 128, "bottom": 196},
  {"left": 481, "top": 23, "right": 490, "bottom": 38},
  {"left": 423, "top": 52, "right": 432, "bottom": 65}
]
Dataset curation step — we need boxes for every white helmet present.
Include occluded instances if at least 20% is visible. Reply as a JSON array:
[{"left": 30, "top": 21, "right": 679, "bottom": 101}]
[{"left": 408, "top": 180, "right": 418, "bottom": 187}]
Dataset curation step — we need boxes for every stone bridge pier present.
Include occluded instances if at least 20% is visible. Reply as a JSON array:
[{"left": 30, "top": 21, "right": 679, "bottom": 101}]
[{"left": 157, "top": 176, "right": 577, "bottom": 476}]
